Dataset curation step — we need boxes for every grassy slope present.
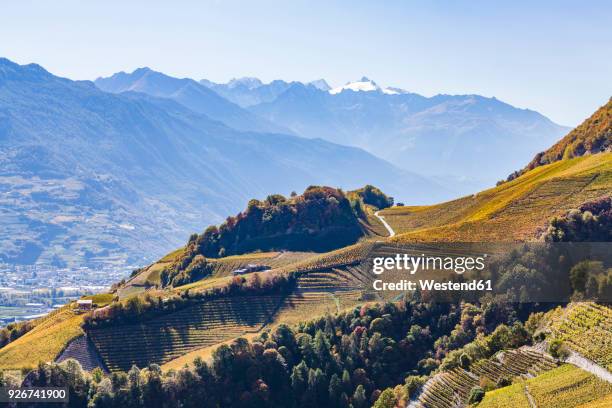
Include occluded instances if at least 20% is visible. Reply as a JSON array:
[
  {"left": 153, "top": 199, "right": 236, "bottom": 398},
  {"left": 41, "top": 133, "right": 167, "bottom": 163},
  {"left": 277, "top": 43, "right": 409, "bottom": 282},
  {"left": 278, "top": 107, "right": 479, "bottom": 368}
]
[
  {"left": 478, "top": 381, "right": 530, "bottom": 408},
  {"left": 0, "top": 306, "right": 84, "bottom": 371},
  {"left": 381, "top": 153, "right": 611, "bottom": 241},
  {"left": 576, "top": 393, "right": 612, "bottom": 408}
]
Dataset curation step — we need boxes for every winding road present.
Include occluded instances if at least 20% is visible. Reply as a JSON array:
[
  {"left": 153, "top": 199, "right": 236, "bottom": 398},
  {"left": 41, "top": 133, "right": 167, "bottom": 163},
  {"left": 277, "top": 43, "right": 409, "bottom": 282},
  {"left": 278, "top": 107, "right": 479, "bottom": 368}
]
[{"left": 374, "top": 210, "right": 396, "bottom": 237}]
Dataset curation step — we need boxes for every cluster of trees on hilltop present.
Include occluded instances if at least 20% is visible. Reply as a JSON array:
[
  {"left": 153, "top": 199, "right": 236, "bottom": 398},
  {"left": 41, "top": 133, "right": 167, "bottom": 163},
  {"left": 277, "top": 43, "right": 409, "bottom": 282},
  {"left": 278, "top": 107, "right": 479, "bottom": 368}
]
[
  {"left": 160, "top": 254, "right": 214, "bottom": 287},
  {"left": 17, "top": 299, "right": 534, "bottom": 408},
  {"left": 544, "top": 196, "right": 611, "bottom": 242},
  {"left": 347, "top": 185, "right": 394, "bottom": 210},
  {"left": 192, "top": 186, "right": 366, "bottom": 259}
]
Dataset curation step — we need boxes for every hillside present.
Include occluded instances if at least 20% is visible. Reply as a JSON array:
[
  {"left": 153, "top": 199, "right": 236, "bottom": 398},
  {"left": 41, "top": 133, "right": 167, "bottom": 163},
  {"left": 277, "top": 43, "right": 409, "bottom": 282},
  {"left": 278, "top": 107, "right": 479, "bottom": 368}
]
[
  {"left": 406, "top": 301, "right": 612, "bottom": 408},
  {"left": 3, "top": 126, "right": 609, "bottom": 375},
  {"left": 1, "top": 92, "right": 609, "bottom": 406},
  {"left": 524, "top": 98, "right": 612, "bottom": 173},
  {"left": 0, "top": 57, "right": 443, "bottom": 269},
  {"left": 381, "top": 152, "right": 611, "bottom": 242},
  {"left": 381, "top": 100, "right": 612, "bottom": 242}
]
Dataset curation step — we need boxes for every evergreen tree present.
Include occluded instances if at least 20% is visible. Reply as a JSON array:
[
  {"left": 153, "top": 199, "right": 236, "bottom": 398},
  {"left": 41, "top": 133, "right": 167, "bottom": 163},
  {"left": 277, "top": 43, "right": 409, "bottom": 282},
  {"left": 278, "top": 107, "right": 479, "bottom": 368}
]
[{"left": 353, "top": 384, "right": 367, "bottom": 408}]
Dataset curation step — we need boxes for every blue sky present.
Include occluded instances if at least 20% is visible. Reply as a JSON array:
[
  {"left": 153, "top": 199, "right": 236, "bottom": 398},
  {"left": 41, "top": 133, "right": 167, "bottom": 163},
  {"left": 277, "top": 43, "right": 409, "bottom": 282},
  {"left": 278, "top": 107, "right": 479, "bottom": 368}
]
[{"left": 1, "top": 0, "right": 610, "bottom": 126}]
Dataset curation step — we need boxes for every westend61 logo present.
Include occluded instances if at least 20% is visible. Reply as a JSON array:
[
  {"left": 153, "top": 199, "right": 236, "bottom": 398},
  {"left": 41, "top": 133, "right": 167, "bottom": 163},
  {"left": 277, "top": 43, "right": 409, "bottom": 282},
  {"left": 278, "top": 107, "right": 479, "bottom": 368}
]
[{"left": 370, "top": 253, "right": 492, "bottom": 292}]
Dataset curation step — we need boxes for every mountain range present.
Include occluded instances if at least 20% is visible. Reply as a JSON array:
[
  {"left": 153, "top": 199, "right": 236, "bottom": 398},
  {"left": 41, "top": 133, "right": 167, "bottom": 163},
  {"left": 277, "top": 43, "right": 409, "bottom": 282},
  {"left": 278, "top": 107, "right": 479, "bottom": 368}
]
[
  {"left": 0, "top": 59, "right": 575, "bottom": 269},
  {"left": 94, "top": 68, "right": 288, "bottom": 134},
  {"left": 99, "top": 70, "right": 570, "bottom": 192},
  {"left": 243, "top": 77, "right": 570, "bottom": 190},
  {"left": 0, "top": 58, "right": 437, "bottom": 268}
]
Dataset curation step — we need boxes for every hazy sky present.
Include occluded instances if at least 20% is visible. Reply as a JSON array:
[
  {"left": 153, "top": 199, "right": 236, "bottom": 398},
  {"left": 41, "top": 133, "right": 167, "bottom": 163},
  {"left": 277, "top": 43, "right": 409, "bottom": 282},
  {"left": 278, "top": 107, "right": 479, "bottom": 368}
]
[{"left": 1, "top": 0, "right": 611, "bottom": 126}]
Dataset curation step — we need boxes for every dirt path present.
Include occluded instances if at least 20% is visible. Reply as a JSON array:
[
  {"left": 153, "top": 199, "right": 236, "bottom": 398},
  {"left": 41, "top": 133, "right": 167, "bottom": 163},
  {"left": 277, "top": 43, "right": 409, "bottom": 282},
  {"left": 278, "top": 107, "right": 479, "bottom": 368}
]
[
  {"left": 564, "top": 350, "right": 612, "bottom": 383},
  {"left": 524, "top": 383, "right": 537, "bottom": 408},
  {"left": 528, "top": 342, "right": 612, "bottom": 383},
  {"left": 374, "top": 210, "right": 395, "bottom": 237}
]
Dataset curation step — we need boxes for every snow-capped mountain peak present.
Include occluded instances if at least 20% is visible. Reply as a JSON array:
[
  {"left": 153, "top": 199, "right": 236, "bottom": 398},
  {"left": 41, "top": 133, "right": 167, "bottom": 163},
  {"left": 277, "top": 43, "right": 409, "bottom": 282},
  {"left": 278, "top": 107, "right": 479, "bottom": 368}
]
[
  {"left": 227, "top": 77, "right": 263, "bottom": 90},
  {"left": 329, "top": 77, "right": 399, "bottom": 95},
  {"left": 308, "top": 79, "right": 331, "bottom": 91}
]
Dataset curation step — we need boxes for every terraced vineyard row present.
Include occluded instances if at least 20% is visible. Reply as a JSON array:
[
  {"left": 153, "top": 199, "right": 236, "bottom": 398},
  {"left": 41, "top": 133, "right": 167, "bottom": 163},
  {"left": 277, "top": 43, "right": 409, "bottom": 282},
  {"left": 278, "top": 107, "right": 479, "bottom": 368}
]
[
  {"left": 527, "top": 364, "right": 612, "bottom": 408},
  {"left": 88, "top": 296, "right": 283, "bottom": 372},
  {"left": 273, "top": 291, "right": 364, "bottom": 325},
  {"left": 276, "top": 242, "right": 375, "bottom": 275},
  {"left": 480, "top": 364, "right": 612, "bottom": 408},
  {"left": 56, "top": 335, "right": 107, "bottom": 372},
  {"left": 415, "top": 348, "right": 556, "bottom": 408},
  {"left": 297, "top": 264, "right": 371, "bottom": 292},
  {"left": 472, "top": 348, "right": 557, "bottom": 383},
  {"left": 546, "top": 302, "right": 612, "bottom": 369}
]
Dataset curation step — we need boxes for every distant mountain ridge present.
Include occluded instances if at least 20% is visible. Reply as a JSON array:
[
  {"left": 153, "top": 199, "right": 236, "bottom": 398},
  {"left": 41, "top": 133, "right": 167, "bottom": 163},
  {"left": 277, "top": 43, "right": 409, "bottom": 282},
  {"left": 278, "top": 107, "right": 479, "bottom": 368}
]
[
  {"left": 200, "top": 77, "right": 330, "bottom": 108},
  {"left": 0, "top": 58, "right": 445, "bottom": 268},
  {"left": 94, "top": 68, "right": 288, "bottom": 134},
  {"left": 244, "top": 80, "right": 569, "bottom": 191},
  {"left": 108, "top": 71, "right": 569, "bottom": 192}
]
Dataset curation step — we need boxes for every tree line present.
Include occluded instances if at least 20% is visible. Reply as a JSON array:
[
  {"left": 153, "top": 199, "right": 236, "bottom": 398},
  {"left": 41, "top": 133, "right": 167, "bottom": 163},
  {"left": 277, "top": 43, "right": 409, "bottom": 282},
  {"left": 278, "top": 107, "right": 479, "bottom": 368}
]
[{"left": 6, "top": 297, "right": 540, "bottom": 408}]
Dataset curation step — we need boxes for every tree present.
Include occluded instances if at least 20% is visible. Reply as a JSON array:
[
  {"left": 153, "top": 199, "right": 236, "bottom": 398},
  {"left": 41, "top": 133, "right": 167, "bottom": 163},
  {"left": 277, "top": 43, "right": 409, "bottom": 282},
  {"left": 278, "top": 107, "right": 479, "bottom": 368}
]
[
  {"left": 342, "top": 369, "right": 352, "bottom": 394},
  {"left": 468, "top": 386, "right": 485, "bottom": 404},
  {"left": 353, "top": 384, "right": 367, "bottom": 408},
  {"left": 141, "top": 365, "right": 163, "bottom": 408},
  {"left": 459, "top": 353, "right": 471, "bottom": 370},
  {"left": 373, "top": 388, "right": 397, "bottom": 408},
  {"left": 570, "top": 261, "right": 604, "bottom": 294},
  {"left": 329, "top": 373, "right": 343, "bottom": 405},
  {"left": 291, "top": 361, "right": 308, "bottom": 395}
]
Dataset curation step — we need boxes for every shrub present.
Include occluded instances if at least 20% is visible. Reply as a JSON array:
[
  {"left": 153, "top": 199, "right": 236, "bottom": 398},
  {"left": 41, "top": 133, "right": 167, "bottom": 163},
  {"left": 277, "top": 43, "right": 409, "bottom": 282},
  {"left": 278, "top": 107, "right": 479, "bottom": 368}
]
[
  {"left": 548, "top": 338, "right": 570, "bottom": 359},
  {"left": 459, "top": 353, "right": 471, "bottom": 369},
  {"left": 468, "top": 386, "right": 485, "bottom": 404},
  {"left": 373, "top": 389, "right": 397, "bottom": 408},
  {"left": 544, "top": 196, "right": 611, "bottom": 242},
  {"left": 349, "top": 185, "right": 393, "bottom": 209},
  {"left": 496, "top": 376, "right": 512, "bottom": 387}
]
